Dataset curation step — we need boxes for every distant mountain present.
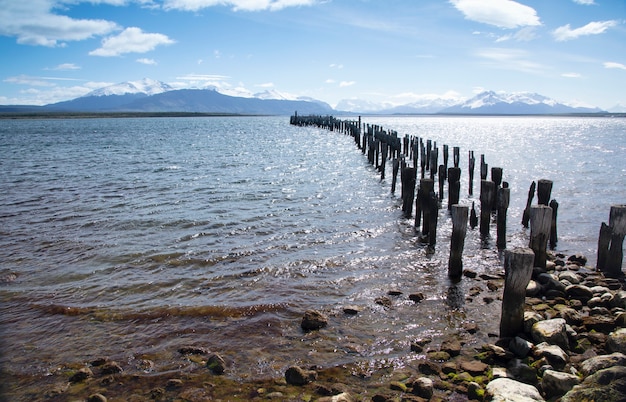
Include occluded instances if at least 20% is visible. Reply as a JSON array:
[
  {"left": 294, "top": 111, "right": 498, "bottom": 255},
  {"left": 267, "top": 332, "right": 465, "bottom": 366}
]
[
  {"left": 87, "top": 78, "right": 174, "bottom": 97},
  {"left": 608, "top": 103, "right": 626, "bottom": 113},
  {"left": 439, "top": 91, "right": 605, "bottom": 114}
]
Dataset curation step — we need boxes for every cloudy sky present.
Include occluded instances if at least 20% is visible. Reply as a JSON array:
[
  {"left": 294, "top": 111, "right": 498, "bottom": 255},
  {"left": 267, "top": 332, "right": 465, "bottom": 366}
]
[{"left": 1, "top": 0, "right": 624, "bottom": 109}]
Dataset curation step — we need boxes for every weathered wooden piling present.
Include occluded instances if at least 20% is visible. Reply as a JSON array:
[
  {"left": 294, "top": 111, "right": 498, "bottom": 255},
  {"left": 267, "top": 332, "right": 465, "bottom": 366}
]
[
  {"left": 391, "top": 158, "right": 400, "bottom": 194},
  {"left": 453, "top": 146, "right": 460, "bottom": 168},
  {"left": 438, "top": 165, "right": 445, "bottom": 201},
  {"left": 419, "top": 178, "right": 434, "bottom": 235},
  {"left": 401, "top": 167, "right": 417, "bottom": 218},
  {"left": 497, "top": 183, "right": 510, "bottom": 249},
  {"left": 598, "top": 205, "right": 626, "bottom": 278},
  {"left": 500, "top": 248, "right": 535, "bottom": 338},
  {"left": 529, "top": 205, "right": 552, "bottom": 269},
  {"left": 470, "top": 201, "right": 478, "bottom": 229},
  {"left": 448, "top": 205, "right": 469, "bottom": 280},
  {"left": 537, "top": 179, "right": 553, "bottom": 206},
  {"left": 522, "top": 181, "right": 536, "bottom": 228},
  {"left": 480, "top": 155, "right": 488, "bottom": 180},
  {"left": 549, "top": 199, "right": 559, "bottom": 249},
  {"left": 468, "top": 151, "right": 475, "bottom": 196},
  {"left": 428, "top": 192, "right": 438, "bottom": 246},
  {"left": 480, "top": 180, "right": 496, "bottom": 237},
  {"left": 443, "top": 145, "right": 449, "bottom": 181},
  {"left": 491, "top": 167, "right": 503, "bottom": 212},
  {"left": 447, "top": 167, "right": 461, "bottom": 211}
]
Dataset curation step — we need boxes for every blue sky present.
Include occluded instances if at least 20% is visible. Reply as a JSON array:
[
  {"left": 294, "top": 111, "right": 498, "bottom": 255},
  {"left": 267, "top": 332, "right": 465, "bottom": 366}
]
[{"left": 1, "top": 0, "right": 625, "bottom": 109}]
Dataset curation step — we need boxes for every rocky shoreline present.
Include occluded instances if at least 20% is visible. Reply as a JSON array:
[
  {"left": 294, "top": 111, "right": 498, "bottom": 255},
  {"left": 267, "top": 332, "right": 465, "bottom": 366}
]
[{"left": 3, "top": 251, "right": 625, "bottom": 402}]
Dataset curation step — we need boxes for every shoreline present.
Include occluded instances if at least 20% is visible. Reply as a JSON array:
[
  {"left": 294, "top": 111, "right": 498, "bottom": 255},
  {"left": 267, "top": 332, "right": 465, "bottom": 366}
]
[{"left": 3, "top": 251, "right": 625, "bottom": 402}]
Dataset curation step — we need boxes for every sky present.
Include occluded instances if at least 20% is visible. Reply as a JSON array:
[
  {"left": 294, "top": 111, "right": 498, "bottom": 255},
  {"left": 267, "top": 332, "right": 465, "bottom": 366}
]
[{"left": 1, "top": 0, "right": 625, "bottom": 109}]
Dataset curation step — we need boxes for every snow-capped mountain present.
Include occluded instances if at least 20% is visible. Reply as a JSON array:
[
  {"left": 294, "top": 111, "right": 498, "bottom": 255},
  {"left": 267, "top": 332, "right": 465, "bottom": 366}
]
[
  {"left": 440, "top": 91, "right": 605, "bottom": 114},
  {"left": 86, "top": 78, "right": 173, "bottom": 97},
  {"left": 608, "top": 103, "right": 626, "bottom": 113},
  {"left": 335, "top": 99, "right": 396, "bottom": 113}
]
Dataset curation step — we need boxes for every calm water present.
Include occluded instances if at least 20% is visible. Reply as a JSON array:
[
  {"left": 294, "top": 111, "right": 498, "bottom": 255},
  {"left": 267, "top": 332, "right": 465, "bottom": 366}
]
[{"left": 1, "top": 115, "right": 624, "bottom": 382}]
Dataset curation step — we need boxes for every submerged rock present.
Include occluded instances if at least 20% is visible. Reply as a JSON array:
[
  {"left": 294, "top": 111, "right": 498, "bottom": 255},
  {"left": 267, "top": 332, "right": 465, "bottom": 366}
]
[
  {"left": 285, "top": 366, "right": 317, "bottom": 385},
  {"left": 207, "top": 353, "right": 226, "bottom": 374},
  {"left": 301, "top": 309, "right": 328, "bottom": 331}
]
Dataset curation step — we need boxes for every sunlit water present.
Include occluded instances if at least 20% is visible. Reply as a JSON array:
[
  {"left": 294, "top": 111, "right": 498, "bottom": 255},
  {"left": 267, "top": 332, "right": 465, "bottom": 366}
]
[{"left": 1, "top": 115, "right": 624, "bottom": 381}]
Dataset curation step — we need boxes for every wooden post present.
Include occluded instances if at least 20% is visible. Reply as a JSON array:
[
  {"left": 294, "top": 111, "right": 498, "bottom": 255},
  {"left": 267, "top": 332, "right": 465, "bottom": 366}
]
[
  {"left": 429, "top": 148, "right": 438, "bottom": 181},
  {"left": 448, "top": 167, "right": 461, "bottom": 211},
  {"left": 401, "top": 167, "right": 417, "bottom": 218},
  {"left": 605, "top": 205, "right": 626, "bottom": 278},
  {"left": 500, "top": 248, "right": 535, "bottom": 338},
  {"left": 496, "top": 184, "right": 510, "bottom": 249},
  {"left": 522, "top": 181, "right": 536, "bottom": 228},
  {"left": 391, "top": 158, "right": 400, "bottom": 194},
  {"left": 491, "top": 167, "right": 503, "bottom": 212},
  {"left": 380, "top": 142, "right": 388, "bottom": 180},
  {"left": 448, "top": 205, "right": 469, "bottom": 280},
  {"left": 428, "top": 192, "right": 438, "bottom": 247},
  {"left": 597, "top": 222, "right": 611, "bottom": 273},
  {"left": 549, "top": 199, "right": 559, "bottom": 249},
  {"left": 470, "top": 201, "right": 478, "bottom": 229},
  {"left": 438, "top": 164, "right": 445, "bottom": 200},
  {"left": 443, "top": 145, "right": 449, "bottom": 181},
  {"left": 419, "top": 178, "right": 434, "bottom": 235},
  {"left": 537, "top": 179, "right": 553, "bottom": 206},
  {"left": 480, "top": 154, "right": 488, "bottom": 180},
  {"left": 468, "top": 151, "right": 475, "bottom": 196},
  {"left": 529, "top": 205, "right": 552, "bottom": 269},
  {"left": 453, "top": 146, "right": 460, "bottom": 168},
  {"left": 480, "top": 180, "right": 495, "bottom": 237}
]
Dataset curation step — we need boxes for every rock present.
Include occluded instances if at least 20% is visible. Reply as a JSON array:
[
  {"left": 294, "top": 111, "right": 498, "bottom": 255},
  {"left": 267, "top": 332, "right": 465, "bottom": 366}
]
[
  {"left": 316, "top": 392, "right": 353, "bottom": 402},
  {"left": 388, "top": 289, "right": 403, "bottom": 296},
  {"left": 285, "top": 366, "right": 317, "bottom": 385},
  {"left": 565, "top": 284, "right": 594, "bottom": 303},
  {"left": 541, "top": 369, "right": 580, "bottom": 398},
  {"left": 440, "top": 338, "right": 462, "bottom": 356},
  {"left": 558, "top": 271, "right": 581, "bottom": 284},
  {"left": 459, "top": 360, "right": 489, "bottom": 376},
  {"left": 582, "top": 315, "right": 616, "bottom": 333},
  {"left": 87, "top": 394, "right": 107, "bottom": 402},
  {"left": 485, "top": 378, "right": 544, "bottom": 402},
  {"left": 467, "top": 381, "right": 484, "bottom": 401},
  {"left": 178, "top": 346, "right": 209, "bottom": 355},
  {"left": 561, "top": 366, "right": 626, "bottom": 402},
  {"left": 462, "top": 322, "right": 479, "bottom": 334},
  {"left": 524, "top": 311, "right": 543, "bottom": 334},
  {"left": 417, "top": 360, "right": 441, "bottom": 375},
  {"left": 607, "top": 328, "right": 626, "bottom": 354},
  {"left": 507, "top": 358, "right": 538, "bottom": 385},
  {"left": 207, "top": 353, "right": 226, "bottom": 374},
  {"left": 441, "top": 361, "right": 457, "bottom": 374},
  {"left": 567, "top": 254, "right": 587, "bottom": 266},
  {"left": 411, "top": 377, "right": 433, "bottom": 399},
  {"left": 610, "top": 290, "right": 626, "bottom": 309},
  {"left": 166, "top": 379, "right": 184, "bottom": 389},
  {"left": 509, "top": 336, "right": 533, "bottom": 358},
  {"left": 558, "top": 307, "right": 583, "bottom": 326},
  {"left": 69, "top": 367, "right": 93, "bottom": 383},
  {"left": 526, "top": 280, "right": 542, "bottom": 297},
  {"left": 615, "top": 312, "right": 626, "bottom": 327},
  {"left": 487, "top": 281, "right": 499, "bottom": 291},
  {"left": 374, "top": 296, "right": 392, "bottom": 308},
  {"left": 389, "top": 381, "right": 408, "bottom": 392},
  {"left": 301, "top": 309, "right": 328, "bottom": 331},
  {"left": 342, "top": 305, "right": 361, "bottom": 315},
  {"left": 531, "top": 318, "right": 569, "bottom": 350},
  {"left": 409, "top": 292, "right": 425, "bottom": 303},
  {"left": 579, "top": 352, "right": 626, "bottom": 376},
  {"left": 533, "top": 342, "right": 569, "bottom": 369},
  {"left": 100, "top": 361, "right": 123, "bottom": 375},
  {"left": 463, "top": 269, "right": 477, "bottom": 278}
]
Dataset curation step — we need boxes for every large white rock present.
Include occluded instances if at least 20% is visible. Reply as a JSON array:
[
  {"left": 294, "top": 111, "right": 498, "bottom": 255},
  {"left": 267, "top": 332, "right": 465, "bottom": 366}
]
[
  {"left": 531, "top": 318, "right": 569, "bottom": 350},
  {"left": 607, "top": 328, "right": 626, "bottom": 354},
  {"left": 541, "top": 369, "right": 580, "bottom": 398},
  {"left": 486, "top": 378, "right": 544, "bottom": 402}
]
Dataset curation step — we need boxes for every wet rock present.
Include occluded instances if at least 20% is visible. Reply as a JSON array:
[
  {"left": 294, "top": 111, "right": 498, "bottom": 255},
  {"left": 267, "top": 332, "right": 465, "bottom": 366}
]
[
  {"left": 69, "top": 367, "right": 93, "bottom": 383},
  {"left": 462, "top": 322, "right": 479, "bottom": 334},
  {"left": 558, "top": 307, "right": 583, "bottom": 326},
  {"left": 342, "top": 305, "right": 361, "bottom": 315},
  {"left": 178, "top": 346, "right": 209, "bottom": 355},
  {"left": 463, "top": 269, "right": 477, "bottom": 279},
  {"left": 582, "top": 315, "right": 616, "bottom": 334},
  {"left": 316, "top": 392, "right": 353, "bottom": 402},
  {"left": 565, "top": 284, "right": 594, "bottom": 303},
  {"left": 374, "top": 296, "right": 392, "bottom": 308},
  {"left": 487, "top": 281, "right": 499, "bottom": 291},
  {"left": 389, "top": 381, "right": 408, "bottom": 392},
  {"left": 509, "top": 336, "right": 533, "bottom": 358},
  {"left": 531, "top": 318, "right": 570, "bottom": 350},
  {"left": 485, "top": 378, "right": 544, "bottom": 402},
  {"left": 567, "top": 254, "right": 587, "bottom": 266},
  {"left": 533, "top": 342, "right": 569, "bottom": 369},
  {"left": 440, "top": 337, "right": 462, "bottom": 356},
  {"left": 561, "top": 366, "right": 626, "bottom": 402},
  {"left": 507, "top": 358, "right": 538, "bottom": 385},
  {"left": 417, "top": 360, "right": 441, "bottom": 375},
  {"left": 611, "top": 290, "right": 626, "bottom": 309},
  {"left": 615, "top": 312, "right": 626, "bottom": 327},
  {"left": 427, "top": 351, "right": 451, "bottom": 361},
  {"left": 207, "top": 353, "right": 226, "bottom": 374},
  {"left": 410, "top": 377, "right": 433, "bottom": 399},
  {"left": 541, "top": 369, "right": 580, "bottom": 398},
  {"left": 166, "top": 379, "right": 184, "bottom": 389},
  {"left": 526, "top": 280, "right": 542, "bottom": 297},
  {"left": 607, "top": 328, "right": 626, "bottom": 354},
  {"left": 524, "top": 311, "right": 543, "bottom": 334},
  {"left": 285, "top": 366, "right": 317, "bottom": 385},
  {"left": 558, "top": 271, "right": 581, "bottom": 284},
  {"left": 409, "top": 292, "right": 425, "bottom": 303},
  {"left": 301, "top": 309, "right": 328, "bottom": 331},
  {"left": 87, "top": 394, "right": 107, "bottom": 402},
  {"left": 579, "top": 352, "right": 626, "bottom": 376},
  {"left": 459, "top": 360, "right": 488, "bottom": 376},
  {"left": 388, "top": 289, "right": 403, "bottom": 296},
  {"left": 100, "top": 361, "right": 123, "bottom": 375}
]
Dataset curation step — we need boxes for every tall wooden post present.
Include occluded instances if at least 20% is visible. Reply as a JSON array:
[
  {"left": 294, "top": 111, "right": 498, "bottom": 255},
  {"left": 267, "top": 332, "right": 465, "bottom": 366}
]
[
  {"left": 401, "top": 167, "right": 417, "bottom": 218},
  {"left": 480, "top": 155, "right": 488, "bottom": 180},
  {"left": 603, "top": 205, "right": 626, "bottom": 278},
  {"left": 470, "top": 201, "right": 478, "bottom": 229},
  {"left": 448, "top": 205, "right": 469, "bottom": 280},
  {"left": 522, "top": 181, "right": 536, "bottom": 228},
  {"left": 443, "top": 145, "right": 449, "bottom": 181},
  {"left": 419, "top": 179, "right": 434, "bottom": 235},
  {"left": 529, "top": 205, "right": 552, "bottom": 269},
  {"left": 491, "top": 167, "right": 503, "bottom": 212},
  {"left": 453, "top": 146, "right": 460, "bottom": 168},
  {"left": 438, "top": 164, "right": 445, "bottom": 201},
  {"left": 391, "top": 158, "right": 400, "bottom": 194},
  {"left": 549, "top": 199, "right": 559, "bottom": 249},
  {"left": 497, "top": 184, "right": 510, "bottom": 249},
  {"left": 500, "top": 248, "right": 535, "bottom": 338},
  {"left": 428, "top": 192, "right": 438, "bottom": 247},
  {"left": 480, "top": 180, "right": 495, "bottom": 237},
  {"left": 597, "top": 222, "right": 611, "bottom": 273},
  {"left": 448, "top": 167, "right": 461, "bottom": 211},
  {"left": 468, "top": 151, "right": 475, "bottom": 196},
  {"left": 537, "top": 179, "right": 553, "bottom": 206}
]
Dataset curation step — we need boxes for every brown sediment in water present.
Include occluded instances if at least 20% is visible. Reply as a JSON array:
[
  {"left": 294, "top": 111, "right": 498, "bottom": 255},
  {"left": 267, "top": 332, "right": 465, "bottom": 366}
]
[{"left": 2, "top": 252, "right": 625, "bottom": 402}]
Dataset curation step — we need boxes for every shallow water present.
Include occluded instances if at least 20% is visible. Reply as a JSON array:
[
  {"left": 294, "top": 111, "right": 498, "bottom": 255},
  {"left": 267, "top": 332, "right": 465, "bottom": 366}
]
[{"left": 1, "top": 115, "right": 624, "bottom": 381}]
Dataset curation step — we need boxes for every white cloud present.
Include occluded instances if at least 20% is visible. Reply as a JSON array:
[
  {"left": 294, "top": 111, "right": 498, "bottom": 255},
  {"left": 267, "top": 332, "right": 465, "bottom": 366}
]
[
  {"left": 553, "top": 20, "right": 618, "bottom": 41},
  {"left": 450, "top": 0, "right": 541, "bottom": 29},
  {"left": 163, "top": 0, "right": 317, "bottom": 12},
  {"left": 329, "top": 63, "right": 344, "bottom": 69},
  {"left": 1, "top": 76, "right": 116, "bottom": 105},
  {"left": 136, "top": 58, "right": 157, "bottom": 65},
  {"left": 476, "top": 47, "right": 545, "bottom": 73},
  {"left": 561, "top": 72, "right": 581, "bottom": 78},
  {"left": 604, "top": 62, "right": 626, "bottom": 70},
  {"left": 51, "top": 63, "right": 81, "bottom": 70},
  {"left": 572, "top": 0, "right": 595, "bottom": 4},
  {"left": 0, "top": 0, "right": 119, "bottom": 47},
  {"left": 89, "top": 27, "right": 175, "bottom": 56},
  {"left": 325, "top": 79, "right": 335, "bottom": 84},
  {"left": 339, "top": 81, "right": 355, "bottom": 87}
]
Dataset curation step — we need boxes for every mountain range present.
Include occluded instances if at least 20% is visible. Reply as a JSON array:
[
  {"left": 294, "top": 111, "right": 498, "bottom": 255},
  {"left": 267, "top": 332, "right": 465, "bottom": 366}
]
[{"left": 0, "top": 78, "right": 615, "bottom": 115}]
